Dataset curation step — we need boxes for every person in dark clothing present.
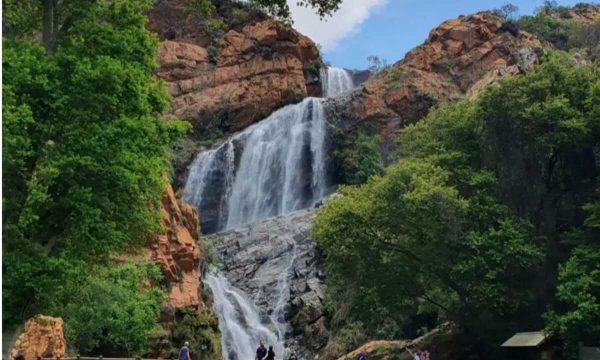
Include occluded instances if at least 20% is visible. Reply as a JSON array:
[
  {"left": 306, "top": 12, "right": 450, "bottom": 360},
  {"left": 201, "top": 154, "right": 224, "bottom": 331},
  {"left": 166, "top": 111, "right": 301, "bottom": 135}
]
[
  {"left": 256, "top": 339, "right": 268, "bottom": 360},
  {"left": 179, "top": 341, "right": 192, "bottom": 360},
  {"left": 266, "top": 345, "right": 275, "bottom": 360}
]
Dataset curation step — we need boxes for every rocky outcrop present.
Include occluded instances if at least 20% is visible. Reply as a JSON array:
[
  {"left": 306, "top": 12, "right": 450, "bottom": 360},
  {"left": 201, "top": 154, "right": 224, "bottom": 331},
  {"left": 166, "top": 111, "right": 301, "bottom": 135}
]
[
  {"left": 147, "top": 185, "right": 224, "bottom": 359},
  {"left": 324, "top": 12, "right": 544, "bottom": 158},
  {"left": 9, "top": 315, "right": 66, "bottom": 360},
  {"left": 546, "top": 3, "right": 599, "bottom": 24},
  {"left": 150, "top": 1, "right": 322, "bottom": 134},
  {"left": 209, "top": 208, "right": 327, "bottom": 358},
  {"left": 148, "top": 184, "right": 203, "bottom": 309}
]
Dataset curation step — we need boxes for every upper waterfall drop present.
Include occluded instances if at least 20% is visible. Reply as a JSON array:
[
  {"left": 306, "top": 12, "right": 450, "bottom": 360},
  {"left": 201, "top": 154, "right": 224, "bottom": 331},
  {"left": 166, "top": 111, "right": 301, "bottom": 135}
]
[
  {"left": 183, "top": 67, "right": 354, "bottom": 233},
  {"left": 320, "top": 67, "right": 354, "bottom": 97}
]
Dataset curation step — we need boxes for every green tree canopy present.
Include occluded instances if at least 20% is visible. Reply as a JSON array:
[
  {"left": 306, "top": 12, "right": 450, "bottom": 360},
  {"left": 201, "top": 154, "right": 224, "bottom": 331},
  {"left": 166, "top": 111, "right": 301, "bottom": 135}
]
[
  {"left": 2, "top": 0, "right": 188, "bottom": 354},
  {"left": 314, "top": 53, "right": 600, "bottom": 358}
]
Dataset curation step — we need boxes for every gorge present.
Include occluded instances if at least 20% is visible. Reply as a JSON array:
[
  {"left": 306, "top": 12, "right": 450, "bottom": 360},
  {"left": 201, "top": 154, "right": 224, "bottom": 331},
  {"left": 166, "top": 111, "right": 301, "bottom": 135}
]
[{"left": 184, "top": 67, "right": 354, "bottom": 359}]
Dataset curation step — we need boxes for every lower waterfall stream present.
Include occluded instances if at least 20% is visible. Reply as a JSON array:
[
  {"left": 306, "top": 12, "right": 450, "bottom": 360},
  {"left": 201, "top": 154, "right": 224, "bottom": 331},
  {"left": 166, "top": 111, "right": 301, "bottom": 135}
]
[{"left": 184, "top": 67, "right": 354, "bottom": 360}]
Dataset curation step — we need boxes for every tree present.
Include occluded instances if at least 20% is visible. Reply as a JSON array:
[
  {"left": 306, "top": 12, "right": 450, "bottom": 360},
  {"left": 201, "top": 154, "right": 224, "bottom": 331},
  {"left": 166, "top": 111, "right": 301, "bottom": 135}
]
[
  {"left": 314, "top": 53, "right": 600, "bottom": 358},
  {"left": 2, "top": 0, "right": 188, "bottom": 347},
  {"left": 492, "top": 3, "right": 519, "bottom": 20},
  {"left": 366, "top": 55, "right": 388, "bottom": 73},
  {"left": 60, "top": 262, "right": 167, "bottom": 355},
  {"left": 251, "top": 0, "right": 342, "bottom": 20}
]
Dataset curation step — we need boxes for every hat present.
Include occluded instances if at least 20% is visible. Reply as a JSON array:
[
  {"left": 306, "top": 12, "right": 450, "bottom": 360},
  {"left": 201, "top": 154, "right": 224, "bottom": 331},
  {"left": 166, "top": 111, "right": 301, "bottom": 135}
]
[{"left": 185, "top": 341, "right": 190, "bottom": 346}]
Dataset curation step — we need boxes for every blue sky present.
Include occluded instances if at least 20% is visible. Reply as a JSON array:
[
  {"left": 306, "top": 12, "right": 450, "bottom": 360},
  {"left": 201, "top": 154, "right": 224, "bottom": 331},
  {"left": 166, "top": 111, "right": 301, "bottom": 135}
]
[{"left": 288, "top": 0, "right": 584, "bottom": 69}]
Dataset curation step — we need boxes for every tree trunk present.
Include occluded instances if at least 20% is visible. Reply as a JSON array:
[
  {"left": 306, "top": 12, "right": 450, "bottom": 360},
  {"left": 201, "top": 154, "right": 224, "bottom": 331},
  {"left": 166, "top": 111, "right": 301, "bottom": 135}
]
[{"left": 42, "top": 0, "right": 54, "bottom": 51}]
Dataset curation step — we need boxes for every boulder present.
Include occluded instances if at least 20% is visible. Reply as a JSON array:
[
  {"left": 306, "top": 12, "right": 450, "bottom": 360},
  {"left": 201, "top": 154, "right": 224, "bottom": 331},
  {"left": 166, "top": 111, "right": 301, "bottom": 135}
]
[{"left": 9, "top": 315, "right": 66, "bottom": 360}]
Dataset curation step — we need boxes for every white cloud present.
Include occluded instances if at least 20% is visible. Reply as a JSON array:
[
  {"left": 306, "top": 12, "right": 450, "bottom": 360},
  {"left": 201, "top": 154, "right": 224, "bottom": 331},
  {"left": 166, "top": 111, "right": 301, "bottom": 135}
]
[{"left": 289, "top": 0, "right": 388, "bottom": 51}]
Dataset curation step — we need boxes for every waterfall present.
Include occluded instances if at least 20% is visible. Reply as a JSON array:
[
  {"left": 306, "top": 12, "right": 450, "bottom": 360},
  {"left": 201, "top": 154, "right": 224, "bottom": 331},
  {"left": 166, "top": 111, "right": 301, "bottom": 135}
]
[
  {"left": 205, "top": 271, "right": 279, "bottom": 360},
  {"left": 320, "top": 67, "right": 354, "bottom": 97},
  {"left": 187, "top": 67, "right": 354, "bottom": 360},
  {"left": 183, "top": 67, "right": 353, "bottom": 234}
]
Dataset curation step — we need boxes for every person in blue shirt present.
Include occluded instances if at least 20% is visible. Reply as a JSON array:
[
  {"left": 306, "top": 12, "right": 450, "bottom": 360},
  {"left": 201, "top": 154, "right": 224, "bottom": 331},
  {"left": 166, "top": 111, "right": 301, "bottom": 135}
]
[
  {"left": 357, "top": 351, "right": 367, "bottom": 360},
  {"left": 179, "top": 341, "right": 192, "bottom": 360},
  {"left": 256, "top": 339, "right": 268, "bottom": 360}
]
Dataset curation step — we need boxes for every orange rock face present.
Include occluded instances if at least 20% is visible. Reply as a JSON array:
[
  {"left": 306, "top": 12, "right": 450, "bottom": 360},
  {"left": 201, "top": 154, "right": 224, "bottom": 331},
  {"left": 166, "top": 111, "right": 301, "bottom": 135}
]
[
  {"left": 326, "top": 12, "right": 544, "bottom": 144},
  {"left": 147, "top": 184, "right": 203, "bottom": 309},
  {"left": 151, "top": 2, "right": 321, "bottom": 133},
  {"left": 9, "top": 315, "right": 67, "bottom": 360}
]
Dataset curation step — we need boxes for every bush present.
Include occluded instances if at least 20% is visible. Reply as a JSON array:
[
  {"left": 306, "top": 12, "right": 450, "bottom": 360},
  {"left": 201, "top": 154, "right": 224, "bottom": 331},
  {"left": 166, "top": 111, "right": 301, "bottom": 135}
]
[
  {"left": 61, "top": 262, "right": 168, "bottom": 356},
  {"left": 230, "top": 8, "right": 249, "bottom": 27},
  {"left": 170, "top": 308, "right": 222, "bottom": 360},
  {"left": 336, "top": 134, "right": 383, "bottom": 185},
  {"left": 207, "top": 44, "right": 219, "bottom": 64},
  {"left": 386, "top": 68, "right": 407, "bottom": 88}
]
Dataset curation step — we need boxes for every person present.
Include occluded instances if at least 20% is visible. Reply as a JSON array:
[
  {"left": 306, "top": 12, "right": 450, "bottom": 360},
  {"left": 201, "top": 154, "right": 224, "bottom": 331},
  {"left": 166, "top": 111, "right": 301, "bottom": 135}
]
[
  {"left": 282, "top": 342, "right": 292, "bottom": 360},
  {"left": 179, "top": 341, "right": 192, "bottom": 360},
  {"left": 407, "top": 348, "right": 420, "bottom": 360},
  {"left": 289, "top": 351, "right": 298, "bottom": 360},
  {"left": 266, "top": 345, "right": 275, "bottom": 360},
  {"left": 357, "top": 351, "right": 367, "bottom": 360},
  {"left": 256, "top": 339, "right": 268, "bottom": 360}
]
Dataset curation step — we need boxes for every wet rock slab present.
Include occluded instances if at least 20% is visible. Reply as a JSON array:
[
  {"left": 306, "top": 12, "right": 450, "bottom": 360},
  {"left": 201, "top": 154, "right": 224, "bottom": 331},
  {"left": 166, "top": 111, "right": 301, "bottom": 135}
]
[{"left": 208, "top": 208, "right": 328, "bottom": 358}]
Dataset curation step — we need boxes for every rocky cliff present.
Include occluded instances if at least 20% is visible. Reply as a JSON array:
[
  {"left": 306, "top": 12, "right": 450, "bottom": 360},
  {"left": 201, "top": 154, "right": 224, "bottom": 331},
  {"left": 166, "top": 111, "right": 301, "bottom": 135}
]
[
  {"left": 148, "top": 184, "right": 203, "bottom": 309},
  {"left": 149, "top": 0, "right": 322, "bottom": 135},
  {"left": 324, "top": 12, "right": 545, "bottom": 161},
  {"left": 208, "top": 208, "right": 328, "bottom": 358},
  {"left": 147, "top": 185, "right": 222, "bottom": 359},
  {"left": 9, "top": 315, "right": 67, "bottom": 360}
]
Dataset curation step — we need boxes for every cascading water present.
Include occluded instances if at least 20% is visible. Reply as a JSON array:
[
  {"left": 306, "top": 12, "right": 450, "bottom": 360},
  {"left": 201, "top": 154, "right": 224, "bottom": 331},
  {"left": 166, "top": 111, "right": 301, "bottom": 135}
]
[
  {"left": 205, "top": 271, "right": 280, "bottom": 360},
  {"left": 184, "top": 67, "right": 353, "bottom": 234},
  {"left": 320, "top": 67, "right": 354, "bottom": 97},
  {"left": 186, "top": 67, "right": 354, "bottom": 360}
]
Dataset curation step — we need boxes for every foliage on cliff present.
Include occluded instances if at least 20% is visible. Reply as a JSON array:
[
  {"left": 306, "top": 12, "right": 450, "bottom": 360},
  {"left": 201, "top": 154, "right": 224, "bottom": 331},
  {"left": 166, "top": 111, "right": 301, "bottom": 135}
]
[
  {"left": 2, "top": 0, "right": 188, "bottom": 354},
  {"left": 516, "top": 3, "right": 600, "bottom": 55},
  {"left": 314, "top": 54, "right": 600, "bottom": 359}
]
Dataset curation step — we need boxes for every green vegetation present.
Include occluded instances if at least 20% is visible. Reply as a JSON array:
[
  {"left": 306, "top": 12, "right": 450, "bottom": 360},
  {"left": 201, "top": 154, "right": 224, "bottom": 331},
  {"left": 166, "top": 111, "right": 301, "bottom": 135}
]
[
  {"left": 314, "top": 54, "right": 600, "bottom": 359},
  {"left": 2, "top": 0, "right": 188, "bottom": 355},
  {"left": 516, "top": 3, "right": 600, "bottom": 52},
  {"left": 169, "top": 308, "right": 222, "bottom": 360},
  {"left": 333, "top": 133, "right": 384, "bottom": 185},
  {"left": 386, "top": 68, "right": 408, "bottom": 88},
  {"left": 250, "top": 0, "right": 342, "bottom": 20},
  {"left": 61, "top": 262, "right": 168, "bottom": 355}
]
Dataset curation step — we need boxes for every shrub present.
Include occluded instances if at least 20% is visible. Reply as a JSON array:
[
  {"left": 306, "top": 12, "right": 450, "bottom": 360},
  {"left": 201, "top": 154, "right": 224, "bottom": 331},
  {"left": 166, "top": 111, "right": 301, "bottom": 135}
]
[
  {"left": 230, "top": 8, "right": 249, "bottom": 27},
  {"left": 336, "top": 134, "right": 383, "bottom": 185}
]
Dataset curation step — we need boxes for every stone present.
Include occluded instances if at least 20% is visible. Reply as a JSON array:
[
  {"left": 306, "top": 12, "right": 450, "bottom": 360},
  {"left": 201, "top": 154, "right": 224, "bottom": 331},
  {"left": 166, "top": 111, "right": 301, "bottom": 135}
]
[
  {"left": 323, "top": 11, "right": 545, "bottom": 160},
  {"left": 147, "top": 184, "right": 204, "bottom": 309},
  {"left": 207, "top": 208, "right": 327, "bottom": 358},
  {"left": 150, "top": 3, "right": 322, "bottom": 134},
  {"left": 9, "top": 315, "right": 66, "bottom": 360}
]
